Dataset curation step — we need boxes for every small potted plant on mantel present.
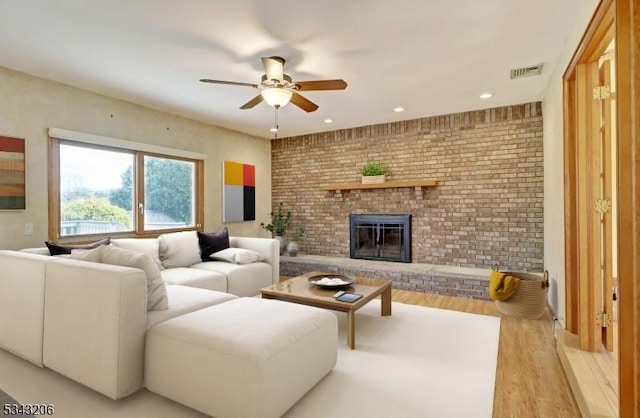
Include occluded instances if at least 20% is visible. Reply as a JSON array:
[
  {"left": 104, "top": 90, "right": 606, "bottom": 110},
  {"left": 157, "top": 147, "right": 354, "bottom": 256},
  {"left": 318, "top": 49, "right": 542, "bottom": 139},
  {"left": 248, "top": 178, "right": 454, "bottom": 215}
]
[
  {"left": 360, "top": 163, "right": 388, "bottom": 184},
  {"left": 260, "top": 202, "right": 291, "bottom": 255}
]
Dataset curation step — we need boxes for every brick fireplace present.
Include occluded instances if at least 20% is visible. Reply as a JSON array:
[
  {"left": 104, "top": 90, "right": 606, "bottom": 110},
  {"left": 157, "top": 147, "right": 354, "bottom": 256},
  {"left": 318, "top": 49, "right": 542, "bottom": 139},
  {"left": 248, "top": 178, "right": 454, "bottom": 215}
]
[
  {"left": 350, "top": 214, "right": 411, "bottom": 263},
  {"left": 270, "top": 102, "right": 543, "bottom": 272}
]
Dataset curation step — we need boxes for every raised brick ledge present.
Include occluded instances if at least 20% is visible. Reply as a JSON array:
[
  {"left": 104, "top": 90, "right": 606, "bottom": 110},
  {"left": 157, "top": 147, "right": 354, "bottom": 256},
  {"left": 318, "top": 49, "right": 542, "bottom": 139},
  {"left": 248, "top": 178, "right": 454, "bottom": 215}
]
[{"left": 280, "top": 254, "right": 491, "bottom": 300}]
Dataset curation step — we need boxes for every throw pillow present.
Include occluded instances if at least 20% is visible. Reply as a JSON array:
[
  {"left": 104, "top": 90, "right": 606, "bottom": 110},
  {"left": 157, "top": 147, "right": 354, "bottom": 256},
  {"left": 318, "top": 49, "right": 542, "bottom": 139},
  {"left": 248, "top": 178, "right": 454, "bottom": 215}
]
[
  {"left": 158, "top": 230, "right": 201, "bottom": 268},
  {"left": 100, "top": 245, "right": 169, "bottom": 311},
  {"left": 210, "top": 247, "right": 265, "bottom": 265},
  {"left": 68, "top": 246, "right": 103, "bottom": 263},
  {"left": 45, "top": 237, "right": 110, "bottom": 256},
  {"left": 111, "top": 238, "right": 163, "bottom": 270},
  {"left": 197, "top": 227, "right": 230, "bottom": 262}
]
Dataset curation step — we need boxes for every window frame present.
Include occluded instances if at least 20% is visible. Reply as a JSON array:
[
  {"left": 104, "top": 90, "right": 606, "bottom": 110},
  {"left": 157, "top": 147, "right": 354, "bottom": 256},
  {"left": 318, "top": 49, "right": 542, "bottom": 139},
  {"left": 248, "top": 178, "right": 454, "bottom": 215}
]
[{"left": 48, "top": 135, "right": 204, "bottom": 243}]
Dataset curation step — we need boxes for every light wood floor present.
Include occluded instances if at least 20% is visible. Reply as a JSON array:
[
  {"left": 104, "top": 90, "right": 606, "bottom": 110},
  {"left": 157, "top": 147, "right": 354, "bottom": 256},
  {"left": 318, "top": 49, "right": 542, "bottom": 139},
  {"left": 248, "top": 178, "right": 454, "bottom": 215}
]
[
  {"left": 282, "top": 276, "right": 581, "bottom": 417},
  {"left": 390, "top": 289, "right": 580, "bottom": 418}
]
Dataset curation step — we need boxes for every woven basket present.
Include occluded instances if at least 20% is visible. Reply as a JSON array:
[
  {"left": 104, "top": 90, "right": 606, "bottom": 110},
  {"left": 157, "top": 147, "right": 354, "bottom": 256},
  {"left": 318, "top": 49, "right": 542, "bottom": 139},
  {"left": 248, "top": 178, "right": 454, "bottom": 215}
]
[{"left": 493, "top": 268, "right": 549, "bottom": 319}]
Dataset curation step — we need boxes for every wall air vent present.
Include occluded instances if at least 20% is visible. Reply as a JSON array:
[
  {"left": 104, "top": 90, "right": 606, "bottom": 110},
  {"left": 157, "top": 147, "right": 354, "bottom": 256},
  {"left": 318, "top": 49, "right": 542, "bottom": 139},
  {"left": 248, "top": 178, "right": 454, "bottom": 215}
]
[{"left": 510, "top": 64, "right": 544, "bottom": 79}]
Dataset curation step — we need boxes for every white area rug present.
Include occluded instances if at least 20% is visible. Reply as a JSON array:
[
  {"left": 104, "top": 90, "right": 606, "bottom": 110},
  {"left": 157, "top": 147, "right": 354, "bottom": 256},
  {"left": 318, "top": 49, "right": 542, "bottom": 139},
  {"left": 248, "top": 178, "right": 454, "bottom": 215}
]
[
  {"left": 285, "top": 300, "right": 501, "bottom": 418},
  {"left": 0, "top": 301, "right": 500, "bottom": 418}
]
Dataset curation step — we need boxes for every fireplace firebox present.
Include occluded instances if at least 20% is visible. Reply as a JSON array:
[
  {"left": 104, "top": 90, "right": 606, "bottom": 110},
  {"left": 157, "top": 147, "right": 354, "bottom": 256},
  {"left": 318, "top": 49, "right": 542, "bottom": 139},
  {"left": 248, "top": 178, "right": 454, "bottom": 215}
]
[{"left": 349, "top": 214, "right": 411, "bottom": 263}]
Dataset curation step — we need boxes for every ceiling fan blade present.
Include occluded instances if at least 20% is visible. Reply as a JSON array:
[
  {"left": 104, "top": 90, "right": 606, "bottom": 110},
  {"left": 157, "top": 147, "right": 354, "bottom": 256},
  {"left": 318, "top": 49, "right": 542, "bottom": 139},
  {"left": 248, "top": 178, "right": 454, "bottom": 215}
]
[
  {"left": 295, "top": 79, "right": 347, "bottom": 91},
  {"left": 261, "top": 56, "right": 285, "bottom": 82},
  {"left": 239, "top": 94, "right": 264, "bottom": 110},
  {"left": 200, "top": 79, "right": 259, "bottom": 88},
  {"left": 290, "top": 92, "right": 319, "bottom": 112}
]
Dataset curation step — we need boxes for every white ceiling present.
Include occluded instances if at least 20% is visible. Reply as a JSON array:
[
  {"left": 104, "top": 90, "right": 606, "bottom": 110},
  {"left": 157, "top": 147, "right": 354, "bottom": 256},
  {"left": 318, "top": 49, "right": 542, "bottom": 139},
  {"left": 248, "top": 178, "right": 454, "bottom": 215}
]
[{"left": 0, "top": 0, "right": 581, "bottom": 139}]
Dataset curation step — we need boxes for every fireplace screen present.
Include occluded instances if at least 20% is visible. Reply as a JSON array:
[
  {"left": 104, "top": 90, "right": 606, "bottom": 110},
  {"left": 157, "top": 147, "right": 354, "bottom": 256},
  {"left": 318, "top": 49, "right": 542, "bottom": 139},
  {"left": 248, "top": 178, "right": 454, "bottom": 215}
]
[{"left": 349, "top": 214, "right": 411, "bottom": 263}]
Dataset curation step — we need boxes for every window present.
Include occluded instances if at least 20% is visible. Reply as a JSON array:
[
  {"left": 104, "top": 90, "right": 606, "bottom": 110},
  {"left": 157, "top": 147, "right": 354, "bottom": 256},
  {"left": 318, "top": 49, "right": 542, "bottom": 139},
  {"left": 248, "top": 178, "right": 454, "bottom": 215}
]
[
  {"left": 49, "top": 136, "right": 203, "bottom": 241},
  {"left": 59, "top": 144, "right": 135, "bottom": 236},
  {"left": 143, "top": 155, "right": 195, "bottom": 231}
]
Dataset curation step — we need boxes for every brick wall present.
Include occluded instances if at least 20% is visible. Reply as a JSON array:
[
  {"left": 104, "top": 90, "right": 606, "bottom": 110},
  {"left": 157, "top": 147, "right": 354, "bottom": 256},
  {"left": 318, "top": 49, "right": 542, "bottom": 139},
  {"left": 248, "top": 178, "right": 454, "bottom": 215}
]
[{"left": 271, "top": 102, "right": 543, "bottom": 271}]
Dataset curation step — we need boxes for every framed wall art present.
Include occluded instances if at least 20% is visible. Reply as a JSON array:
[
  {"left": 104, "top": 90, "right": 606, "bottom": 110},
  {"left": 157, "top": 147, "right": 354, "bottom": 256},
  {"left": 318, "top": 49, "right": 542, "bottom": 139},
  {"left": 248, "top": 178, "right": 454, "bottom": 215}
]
[
  {"left": 222, "top": 160, "right": 255, "bottom": 222},
  {"left": 0, "top": 136, "right": 26, "bottom": 210}
]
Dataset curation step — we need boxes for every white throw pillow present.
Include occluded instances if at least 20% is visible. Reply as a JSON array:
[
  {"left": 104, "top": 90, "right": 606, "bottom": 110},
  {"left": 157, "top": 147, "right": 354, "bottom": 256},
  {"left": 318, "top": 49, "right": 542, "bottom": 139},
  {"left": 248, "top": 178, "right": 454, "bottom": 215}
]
[
  {"left": 210, "top": 248, "right": 265, "bottom": 265},
  {"left": 69, "top": 246, "right": 103, "bottom": 263},
  {"left": 158, "top": 231, "right": 201, "bottom": 269},
  {"left": 100, "top": 245, "right": 169, "bottom": 311},
  {"left": 111, "top": 238, "right": 163, "bottom": 270}
]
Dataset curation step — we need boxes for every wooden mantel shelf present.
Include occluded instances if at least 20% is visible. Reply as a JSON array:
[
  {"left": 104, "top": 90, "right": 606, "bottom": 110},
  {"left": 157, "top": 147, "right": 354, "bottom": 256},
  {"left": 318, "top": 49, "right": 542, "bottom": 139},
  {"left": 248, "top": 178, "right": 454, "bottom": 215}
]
[
  {"left": 321, "top": 180, "right": 438, "bottom": 199},
  {"left": 321, "top": 180, "right": 438, "bottom": 191}
]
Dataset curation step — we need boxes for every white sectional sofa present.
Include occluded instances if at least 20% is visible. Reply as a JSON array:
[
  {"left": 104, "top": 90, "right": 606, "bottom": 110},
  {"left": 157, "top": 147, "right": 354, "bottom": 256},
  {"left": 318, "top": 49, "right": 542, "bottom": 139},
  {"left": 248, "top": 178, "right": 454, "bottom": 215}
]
[
  {"left": 0, "top": 232, "right": 338, "bottom": 418},
  {"left": 26, "top": 230, "right": 281, "bottom": 298}
]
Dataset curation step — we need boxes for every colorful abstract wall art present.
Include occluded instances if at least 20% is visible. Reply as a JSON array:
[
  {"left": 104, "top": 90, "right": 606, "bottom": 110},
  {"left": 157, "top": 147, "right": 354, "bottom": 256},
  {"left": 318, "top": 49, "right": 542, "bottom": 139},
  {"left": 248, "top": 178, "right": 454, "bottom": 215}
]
[
  {"left": 222, "top": 161, "right": 255, "bottom": 222},
  {"left": 0, "top": 136, "right": 26, "bottom": 210}
]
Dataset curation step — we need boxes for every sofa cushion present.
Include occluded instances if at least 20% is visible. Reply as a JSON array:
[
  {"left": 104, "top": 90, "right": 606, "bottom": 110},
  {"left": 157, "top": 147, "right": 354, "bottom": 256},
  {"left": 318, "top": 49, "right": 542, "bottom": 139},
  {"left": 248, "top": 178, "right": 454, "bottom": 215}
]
[
  {"left": 197, "top": 228, "right": 230, "bottom": 262},
  {"left": 45, "top": 237, "right": 110, "bottom": 256},
  {"left": 100, "top": 246, "right": 169, "bottom": 311},
  {"left": 160, "top": 267, "right": 226, "bottom": 292},
  {"left": 0, "top": 251, "right": 52, "bottom": 366},
  {"left": 146, "top": 285, "right": 236, "bottom": 329},
  {"left": 191, "top": 261, "right": 272, "bottom": 297},
  {"left": 145, "top": 298, "right": 338, "bottom": 418},
  {"left": 158, "top": 231, "right": 201, "bottom": 268},
  {"left": 111, "top": 238, "right": 163, "bottom": 270},
  {"left": 209, "top": 247, "right": 265, "bottom": 264}
]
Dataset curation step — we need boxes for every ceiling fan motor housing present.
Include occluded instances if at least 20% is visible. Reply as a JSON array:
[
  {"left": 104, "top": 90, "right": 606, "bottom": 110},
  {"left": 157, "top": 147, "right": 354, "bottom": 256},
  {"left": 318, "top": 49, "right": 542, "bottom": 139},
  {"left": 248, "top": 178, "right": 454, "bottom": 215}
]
[{"left": 261, "top": 73, "right": 294, "bottom": 88}]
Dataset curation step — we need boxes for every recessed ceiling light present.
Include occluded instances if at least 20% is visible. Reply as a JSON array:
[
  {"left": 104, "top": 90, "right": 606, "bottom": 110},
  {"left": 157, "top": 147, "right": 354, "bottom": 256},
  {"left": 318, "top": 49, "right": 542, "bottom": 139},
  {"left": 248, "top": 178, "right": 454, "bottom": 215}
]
[
  {"left": 270, "top": 127, "right": 278, "bottom": 132},
  {"left": 480, "top": 93, "right": 493, "bottom": 99},
  {"left": 394, "top": 106, "right": 404, "bottom": 112},
  {"left": 324, "top": 118, "right": 333, "bottom": 123}
]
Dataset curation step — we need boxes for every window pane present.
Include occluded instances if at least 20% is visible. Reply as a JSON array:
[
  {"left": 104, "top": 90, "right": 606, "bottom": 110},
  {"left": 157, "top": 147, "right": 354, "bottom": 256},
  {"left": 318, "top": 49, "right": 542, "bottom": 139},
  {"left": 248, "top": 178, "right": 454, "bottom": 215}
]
[
  {"left": 59, "top": 143, "right": 134, "bottom": 236},
  {"left": 143, "top": 155, "right": 195, "bottom": 230}
]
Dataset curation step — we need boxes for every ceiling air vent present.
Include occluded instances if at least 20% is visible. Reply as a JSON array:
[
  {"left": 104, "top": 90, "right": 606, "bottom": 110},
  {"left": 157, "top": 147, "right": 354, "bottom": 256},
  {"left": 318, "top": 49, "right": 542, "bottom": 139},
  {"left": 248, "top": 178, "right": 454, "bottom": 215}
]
[{"left": 510, "top": 64, "right": 544, "bottom": 79}]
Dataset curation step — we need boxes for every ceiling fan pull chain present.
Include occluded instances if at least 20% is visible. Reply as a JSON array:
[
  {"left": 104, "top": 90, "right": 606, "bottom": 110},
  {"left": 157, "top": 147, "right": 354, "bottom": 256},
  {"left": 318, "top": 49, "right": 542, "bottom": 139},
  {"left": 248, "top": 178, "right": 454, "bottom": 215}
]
[{"left": 274, "top": 106, "right": 279, "bottom": 139}]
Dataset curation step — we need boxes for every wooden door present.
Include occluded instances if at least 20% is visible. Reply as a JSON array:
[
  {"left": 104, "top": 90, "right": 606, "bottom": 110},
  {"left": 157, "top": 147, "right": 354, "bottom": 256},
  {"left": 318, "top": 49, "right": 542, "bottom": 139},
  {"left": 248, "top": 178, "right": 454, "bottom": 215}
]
[{"left": 597, "top": 57, "right": 615, "bottom": 352}]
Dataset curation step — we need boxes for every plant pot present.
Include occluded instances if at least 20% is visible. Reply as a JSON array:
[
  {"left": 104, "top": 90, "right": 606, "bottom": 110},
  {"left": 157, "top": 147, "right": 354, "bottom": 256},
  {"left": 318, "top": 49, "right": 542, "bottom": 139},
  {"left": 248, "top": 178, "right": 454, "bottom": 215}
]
[
  {"left": 275, "top": 236, "right": 287, "bottom": 255},
  {"left": 361, "top": 174, "right": 385, "bottom": 184},
  {"left": 287, "top": 241, "right": 299, "bottom": 257}
]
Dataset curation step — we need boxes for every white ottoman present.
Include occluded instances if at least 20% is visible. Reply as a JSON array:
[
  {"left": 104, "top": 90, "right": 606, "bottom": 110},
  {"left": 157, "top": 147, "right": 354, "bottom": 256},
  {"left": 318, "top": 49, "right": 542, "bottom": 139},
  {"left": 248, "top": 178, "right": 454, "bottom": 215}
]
[{"left": 145, "top": 297, "right": 338, "bottom": 418}]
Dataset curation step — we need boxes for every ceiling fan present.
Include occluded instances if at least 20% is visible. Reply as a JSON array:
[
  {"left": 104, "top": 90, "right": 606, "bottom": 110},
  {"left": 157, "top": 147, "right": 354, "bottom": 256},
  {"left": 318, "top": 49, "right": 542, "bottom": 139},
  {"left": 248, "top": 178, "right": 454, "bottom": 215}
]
[{"left": 200, "top": 56, "right": 347, "bottom": 112}]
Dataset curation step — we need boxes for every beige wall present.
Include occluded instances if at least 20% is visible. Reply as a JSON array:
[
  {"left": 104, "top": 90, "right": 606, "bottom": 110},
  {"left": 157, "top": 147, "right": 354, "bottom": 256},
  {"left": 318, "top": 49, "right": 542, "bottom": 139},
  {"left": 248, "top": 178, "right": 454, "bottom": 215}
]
[
  {"left": 0, "top": 66, "right": 272, "bottom": 250},
  {"left": 542, "top": 0, "right": 601, "bottom": 325}
]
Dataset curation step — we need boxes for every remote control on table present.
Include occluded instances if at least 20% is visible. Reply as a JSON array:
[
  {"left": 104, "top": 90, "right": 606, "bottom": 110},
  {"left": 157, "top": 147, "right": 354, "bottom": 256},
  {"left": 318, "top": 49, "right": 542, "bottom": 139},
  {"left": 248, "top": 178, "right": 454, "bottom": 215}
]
[{"left": 332, "top": 290, "right": 345, "bottom": 298}]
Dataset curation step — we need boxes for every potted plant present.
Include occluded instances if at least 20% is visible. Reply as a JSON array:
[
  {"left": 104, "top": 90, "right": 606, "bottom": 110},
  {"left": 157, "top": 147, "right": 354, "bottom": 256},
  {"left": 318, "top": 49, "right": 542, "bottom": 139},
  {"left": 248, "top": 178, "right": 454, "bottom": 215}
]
[
  {"left": 260, "top": 202, "right": 291, "bottom": 255},
  {"left": 360, "top": 163, "right": 388, "bottom": 184},
  {"left": 287, "top": 227, "right": 305, "bottom": 257}
]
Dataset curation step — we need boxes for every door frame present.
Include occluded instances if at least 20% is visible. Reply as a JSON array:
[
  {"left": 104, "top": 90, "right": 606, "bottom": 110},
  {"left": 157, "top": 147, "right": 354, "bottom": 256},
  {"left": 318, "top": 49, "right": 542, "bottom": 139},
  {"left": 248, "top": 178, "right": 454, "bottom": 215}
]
[
  {"left": 564, "top": 0, "right": 614, "bottom": 353},
  {"left": 614, "top": 0, "right": 639, "bottom": 415},
  {"left": 563, "top": 0, "right": 640, "bottom": 415}
]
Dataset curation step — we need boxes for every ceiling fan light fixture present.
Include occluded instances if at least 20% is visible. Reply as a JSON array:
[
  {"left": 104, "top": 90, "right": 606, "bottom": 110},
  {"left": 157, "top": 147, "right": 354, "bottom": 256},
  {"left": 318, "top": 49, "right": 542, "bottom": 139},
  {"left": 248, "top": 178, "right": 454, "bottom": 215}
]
[{"left": 261, "top": 87, "right": 293, "bottom": 108}]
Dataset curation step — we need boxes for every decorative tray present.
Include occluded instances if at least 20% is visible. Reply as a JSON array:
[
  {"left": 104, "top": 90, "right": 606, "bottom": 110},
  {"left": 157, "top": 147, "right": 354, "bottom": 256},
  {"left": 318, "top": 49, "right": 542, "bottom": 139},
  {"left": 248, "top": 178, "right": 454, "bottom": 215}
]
[{"left": 307, "top": 274, "right": 355, "bottom": 288}]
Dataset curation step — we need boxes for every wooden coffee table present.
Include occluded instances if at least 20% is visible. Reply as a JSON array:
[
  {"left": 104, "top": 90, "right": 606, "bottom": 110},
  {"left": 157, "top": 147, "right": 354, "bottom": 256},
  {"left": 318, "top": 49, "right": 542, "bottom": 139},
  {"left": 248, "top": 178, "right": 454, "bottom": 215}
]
[{"left": 260, "top": 271, "right": 392, "bottom": 349}]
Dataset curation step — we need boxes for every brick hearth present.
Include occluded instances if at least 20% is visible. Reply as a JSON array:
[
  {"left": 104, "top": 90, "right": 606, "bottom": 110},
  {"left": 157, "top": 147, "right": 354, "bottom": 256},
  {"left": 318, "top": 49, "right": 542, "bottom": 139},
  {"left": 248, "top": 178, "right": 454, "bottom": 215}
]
[{"left": 280, "top": 255, "right": 491, "bottom": 300}]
